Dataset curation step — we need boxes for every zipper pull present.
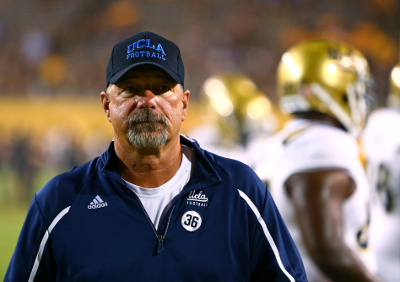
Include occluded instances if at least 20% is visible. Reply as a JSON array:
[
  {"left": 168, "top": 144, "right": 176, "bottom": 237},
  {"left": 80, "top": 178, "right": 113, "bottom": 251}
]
[
  {"left": 156, "top": 206, "right": 175, "bottom": 254},
  {"left": 157, "top": 235, "right": 164, "bottom": 253}
]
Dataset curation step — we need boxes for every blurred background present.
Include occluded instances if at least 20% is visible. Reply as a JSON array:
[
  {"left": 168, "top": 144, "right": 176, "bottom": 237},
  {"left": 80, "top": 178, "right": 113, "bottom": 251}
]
[{"left": 0, "top": 0, "right": 398, "bottom": 276}]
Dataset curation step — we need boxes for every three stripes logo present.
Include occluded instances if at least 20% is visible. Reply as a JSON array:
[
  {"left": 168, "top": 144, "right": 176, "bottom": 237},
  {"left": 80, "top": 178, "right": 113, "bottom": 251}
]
[{"left": 88, "top": 195, "right": 108, "bottom": 209}]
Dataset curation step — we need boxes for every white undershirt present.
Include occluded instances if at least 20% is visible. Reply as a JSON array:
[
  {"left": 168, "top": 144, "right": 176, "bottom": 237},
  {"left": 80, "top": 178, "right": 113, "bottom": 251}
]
[{"left": 124, "top": 145, "right": 192, "bottom": 229}]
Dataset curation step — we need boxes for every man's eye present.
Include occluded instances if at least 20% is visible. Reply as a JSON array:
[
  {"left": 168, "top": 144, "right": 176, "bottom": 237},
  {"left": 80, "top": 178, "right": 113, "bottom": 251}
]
[
  {"left": 122, "top": 84, "right": 172, "bottom": 95},
  {"left": 127, "top": 87, "right": 138, "bottom": 92},
  {"left": 124, "top": 86, "right": 141, "bottom": 94},
  {"left": 152, "top": 85, "right": 171, "bottom": 94}
]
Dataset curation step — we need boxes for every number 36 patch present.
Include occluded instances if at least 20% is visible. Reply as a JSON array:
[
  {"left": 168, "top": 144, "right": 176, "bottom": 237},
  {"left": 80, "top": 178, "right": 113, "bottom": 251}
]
[{"left": 181, "top": 210, "right": 202, "bottom": 232}]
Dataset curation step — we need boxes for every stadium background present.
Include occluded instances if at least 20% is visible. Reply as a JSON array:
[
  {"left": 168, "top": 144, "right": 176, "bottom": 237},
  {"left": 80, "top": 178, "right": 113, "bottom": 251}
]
[{"left": 0, "top": 0, "right": 399, "bottom": 276}]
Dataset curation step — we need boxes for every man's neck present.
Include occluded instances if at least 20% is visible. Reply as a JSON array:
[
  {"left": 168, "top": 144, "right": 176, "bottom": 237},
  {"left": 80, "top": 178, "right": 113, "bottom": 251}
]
[{"left": 114, "top": 139, "right": 183, "bottom": 188}]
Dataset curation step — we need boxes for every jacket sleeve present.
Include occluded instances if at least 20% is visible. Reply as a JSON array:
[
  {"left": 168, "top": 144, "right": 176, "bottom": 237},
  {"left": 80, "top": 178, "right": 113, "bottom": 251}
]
[
  {"left": 241, "top": 178, "right": 308, "bottom": 281},
  {"left": 265, "top": 187, "right": 307, "bottom": 281},
  {"left": 4, "top": 194, "right": 57, "bottom": 281}
]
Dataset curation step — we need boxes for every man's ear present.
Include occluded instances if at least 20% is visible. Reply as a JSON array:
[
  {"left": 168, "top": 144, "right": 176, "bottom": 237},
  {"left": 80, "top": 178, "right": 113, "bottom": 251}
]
[
  {"left": 181, "top": 89, "right": 190, "bottom": 122},
  {"left": 100, "top": 91, "right": 112, "bottom": 122}
]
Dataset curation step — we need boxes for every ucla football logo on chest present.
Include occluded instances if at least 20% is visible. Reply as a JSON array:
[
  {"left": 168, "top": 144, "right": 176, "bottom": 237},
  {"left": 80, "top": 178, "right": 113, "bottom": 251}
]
[{"left": 187, "top": 190, "right": 209, "bottom": 207}]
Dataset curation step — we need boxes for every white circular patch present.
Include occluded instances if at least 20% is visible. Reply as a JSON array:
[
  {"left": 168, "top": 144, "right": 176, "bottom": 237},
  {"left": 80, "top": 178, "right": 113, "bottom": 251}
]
[{"left": 181, "top": 210, "right": 202, "bottom": 232}]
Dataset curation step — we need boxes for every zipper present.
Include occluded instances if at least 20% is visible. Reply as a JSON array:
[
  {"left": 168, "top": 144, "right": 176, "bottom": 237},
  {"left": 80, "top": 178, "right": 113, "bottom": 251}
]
[
  {"left": 134, "top": 194, "right": 175, "bottom": 254},
  {"left": 158, "top": 205, "right": 175, "bottom": 253},
  {"left": 152, "top": 205, "right": 175, "bottom": 253}
]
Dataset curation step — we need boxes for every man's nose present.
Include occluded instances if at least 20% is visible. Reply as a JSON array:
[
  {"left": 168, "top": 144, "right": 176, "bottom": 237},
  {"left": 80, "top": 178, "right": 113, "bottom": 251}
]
[{"left": 137, "top": 90, "right": 157, "bottom": 109}]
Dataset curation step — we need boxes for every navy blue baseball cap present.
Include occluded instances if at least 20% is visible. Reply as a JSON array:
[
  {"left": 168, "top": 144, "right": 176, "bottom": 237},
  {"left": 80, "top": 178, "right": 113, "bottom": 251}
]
[{"left": 106, "top": 31, "right": 185, "bottom": 87}]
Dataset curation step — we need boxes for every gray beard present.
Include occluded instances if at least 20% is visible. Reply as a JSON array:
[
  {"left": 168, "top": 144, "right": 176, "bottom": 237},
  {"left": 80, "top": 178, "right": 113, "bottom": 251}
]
[{"left": 128, "top": 110, "right": 169, "bottom": 148}]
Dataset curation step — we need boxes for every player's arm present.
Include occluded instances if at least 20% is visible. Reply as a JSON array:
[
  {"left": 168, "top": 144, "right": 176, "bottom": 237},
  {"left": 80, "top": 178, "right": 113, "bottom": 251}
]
[{"left": 285, "top": 169, "right": 380, "bottom": 282}]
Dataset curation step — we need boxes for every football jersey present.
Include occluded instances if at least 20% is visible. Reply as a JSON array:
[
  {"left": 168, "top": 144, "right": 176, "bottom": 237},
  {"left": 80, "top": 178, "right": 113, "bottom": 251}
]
[
  {"left": 252, "top": 118, "right": 377, "bottom": 282},
  {"left": 362, "top": 108, "right": 400, "bottom": 282}
]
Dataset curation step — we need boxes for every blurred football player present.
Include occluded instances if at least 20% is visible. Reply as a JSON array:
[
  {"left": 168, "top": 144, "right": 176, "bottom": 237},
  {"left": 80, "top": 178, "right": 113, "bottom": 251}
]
[
  {"left": 361, "top": 63, "right": 400, "bottom": 282},
  {"left": 251, "top": 39, "right": 381, "bottom": 281},
  {"left": 188, "top": 73, "right": 277, "bottom": 164}
]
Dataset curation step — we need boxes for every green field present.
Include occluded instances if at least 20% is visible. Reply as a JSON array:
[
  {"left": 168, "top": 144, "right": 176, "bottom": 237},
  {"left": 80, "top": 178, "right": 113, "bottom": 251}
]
[{"left": 0, "top": 202, "right": 29, "bottom": 279}]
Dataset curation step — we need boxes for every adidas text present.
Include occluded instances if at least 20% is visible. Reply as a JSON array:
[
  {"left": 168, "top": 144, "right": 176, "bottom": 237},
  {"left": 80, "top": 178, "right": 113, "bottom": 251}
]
[{"left": 88, "top": 202, "right": 108, "bottom": 209}]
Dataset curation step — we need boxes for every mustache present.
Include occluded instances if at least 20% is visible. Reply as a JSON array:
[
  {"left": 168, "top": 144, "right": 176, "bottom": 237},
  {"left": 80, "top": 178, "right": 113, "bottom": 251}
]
[{"left": 129, "top": 110, "right": 168, "bottom": 127}]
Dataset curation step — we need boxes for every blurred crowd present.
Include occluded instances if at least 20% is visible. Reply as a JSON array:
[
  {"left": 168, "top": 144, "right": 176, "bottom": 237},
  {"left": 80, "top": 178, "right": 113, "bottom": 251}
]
[
  {"left": 0, "top": 0, "right": 398, "bottom": 101},
  {"left": 0, "top": 0, "right": 399, "bottom": 204}
]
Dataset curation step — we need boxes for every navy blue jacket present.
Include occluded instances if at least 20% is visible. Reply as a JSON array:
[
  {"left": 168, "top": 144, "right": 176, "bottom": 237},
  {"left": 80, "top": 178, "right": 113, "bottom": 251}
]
[{"left": 5, "top": 135, "right": 307, "bottom": 281}]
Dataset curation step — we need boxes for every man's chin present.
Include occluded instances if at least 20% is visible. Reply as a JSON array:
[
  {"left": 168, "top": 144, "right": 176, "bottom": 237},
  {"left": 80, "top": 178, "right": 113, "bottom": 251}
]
[{"left": 128, "top": 131, "right": 168, "bottom": 148}]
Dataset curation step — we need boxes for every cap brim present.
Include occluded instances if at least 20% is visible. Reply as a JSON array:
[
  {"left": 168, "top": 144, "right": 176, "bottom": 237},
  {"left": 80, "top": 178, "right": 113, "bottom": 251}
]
[{"left": 108, "top": 62, "right": 183, "bottom": 86}]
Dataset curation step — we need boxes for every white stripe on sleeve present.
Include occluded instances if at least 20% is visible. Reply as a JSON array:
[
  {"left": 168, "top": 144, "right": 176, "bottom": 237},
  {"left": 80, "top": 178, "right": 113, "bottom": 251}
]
[
  {"left": 238, "top": 190, "right": 295, "bottom": 282},
  {"left": 29, "top": 206, "right": 71, "bottom": 282}
]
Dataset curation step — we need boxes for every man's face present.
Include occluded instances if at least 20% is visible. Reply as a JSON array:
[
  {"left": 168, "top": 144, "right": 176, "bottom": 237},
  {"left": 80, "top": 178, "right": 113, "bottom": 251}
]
[{"left": 101, "top": 65, "right": 190, "bottom": 148}]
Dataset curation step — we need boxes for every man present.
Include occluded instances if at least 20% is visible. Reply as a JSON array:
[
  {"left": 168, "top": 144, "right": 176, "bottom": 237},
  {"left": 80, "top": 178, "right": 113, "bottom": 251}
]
[
  {"left": 251, "top": 39, "right": 380, "bottom": 281},
  {"left": 5, "top": 31, "right": 306, "bottom": 281},
  {"left": 361, "top": 63, "right": 400, "bottom": 282}
]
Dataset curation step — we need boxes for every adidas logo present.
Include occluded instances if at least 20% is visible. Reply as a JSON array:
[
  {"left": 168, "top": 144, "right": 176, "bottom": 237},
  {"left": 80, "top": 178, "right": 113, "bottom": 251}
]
[{"left": 88, "top": 195, "right": 108, "bottom": 209}]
